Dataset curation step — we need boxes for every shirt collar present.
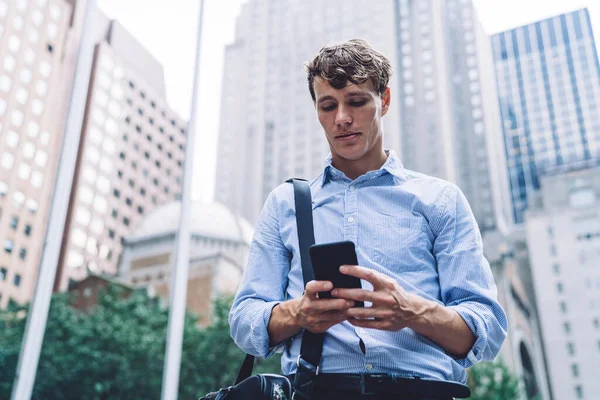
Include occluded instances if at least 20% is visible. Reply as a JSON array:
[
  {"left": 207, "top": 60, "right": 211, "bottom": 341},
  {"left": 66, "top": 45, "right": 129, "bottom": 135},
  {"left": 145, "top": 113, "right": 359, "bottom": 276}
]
[{"left": 320, "top": 149, "right": 406, "bottom": 187}]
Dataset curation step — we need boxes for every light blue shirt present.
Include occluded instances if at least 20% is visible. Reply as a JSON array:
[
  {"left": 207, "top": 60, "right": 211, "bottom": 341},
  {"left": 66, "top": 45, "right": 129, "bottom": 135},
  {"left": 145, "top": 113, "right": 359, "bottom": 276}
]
[{"left": 229, "top": 150, "right": 507, "bottom": 383}]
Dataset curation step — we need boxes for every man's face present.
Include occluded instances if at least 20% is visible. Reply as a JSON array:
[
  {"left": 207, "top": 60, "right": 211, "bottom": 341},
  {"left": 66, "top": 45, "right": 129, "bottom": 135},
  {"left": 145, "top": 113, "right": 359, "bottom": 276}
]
[{"left": 313, "top": 77, "right": 390, "bottom": 166}]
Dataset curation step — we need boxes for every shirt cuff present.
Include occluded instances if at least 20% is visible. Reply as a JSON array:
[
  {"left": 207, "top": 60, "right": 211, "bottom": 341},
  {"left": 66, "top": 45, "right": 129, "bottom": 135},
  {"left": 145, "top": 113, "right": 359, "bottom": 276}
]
[
  {"left": 250, "top": 301, "right": 283, "bottom": 359},
  {"left": 447, "top": 303, "right": 488, "bottom": 368}
]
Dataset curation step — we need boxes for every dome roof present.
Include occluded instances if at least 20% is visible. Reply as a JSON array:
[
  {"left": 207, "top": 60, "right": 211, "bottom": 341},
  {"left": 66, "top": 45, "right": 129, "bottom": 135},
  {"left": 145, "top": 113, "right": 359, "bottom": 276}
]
[{"left": 129, "top": 201, "right": 254, "bottom": 245}]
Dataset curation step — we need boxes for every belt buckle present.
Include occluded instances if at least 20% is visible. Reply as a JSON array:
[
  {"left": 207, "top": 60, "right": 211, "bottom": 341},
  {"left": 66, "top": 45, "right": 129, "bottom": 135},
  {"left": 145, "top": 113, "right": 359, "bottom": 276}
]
[{"left": 361, "top": 374, "right": 390, "bottom": 395}]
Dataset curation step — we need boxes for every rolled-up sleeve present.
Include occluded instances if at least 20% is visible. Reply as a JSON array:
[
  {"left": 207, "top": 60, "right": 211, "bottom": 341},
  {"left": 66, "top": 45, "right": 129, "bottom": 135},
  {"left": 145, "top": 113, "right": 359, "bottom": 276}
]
[
  {"left": 229, "top": 190, "right": 292, "bottom": 358},
  {"left": 432, "top": 184, "right": 508, "bottom": 368}
]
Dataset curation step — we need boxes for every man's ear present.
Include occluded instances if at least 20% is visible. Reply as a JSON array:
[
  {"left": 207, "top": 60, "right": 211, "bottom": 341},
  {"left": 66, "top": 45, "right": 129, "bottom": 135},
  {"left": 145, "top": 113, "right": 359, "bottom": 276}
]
[{"left": 381, "top": 87, "right": 391, "bottom": 116}]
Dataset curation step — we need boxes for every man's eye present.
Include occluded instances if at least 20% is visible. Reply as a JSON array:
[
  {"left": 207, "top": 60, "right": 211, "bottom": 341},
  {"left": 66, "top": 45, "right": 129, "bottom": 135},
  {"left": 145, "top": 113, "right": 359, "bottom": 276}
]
[
  {"left": 321, "top": 104, "right": 336, "bottom": 112},
  {"left": 350, "top": 100, "right": 366, "bottom": 107}
]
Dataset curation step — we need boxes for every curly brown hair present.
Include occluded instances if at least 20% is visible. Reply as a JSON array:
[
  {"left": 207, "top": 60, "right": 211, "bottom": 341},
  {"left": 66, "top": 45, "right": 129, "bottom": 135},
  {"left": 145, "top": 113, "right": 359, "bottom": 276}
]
[{"left": 305, "top": 39, "right": 392, "bottom": 102}]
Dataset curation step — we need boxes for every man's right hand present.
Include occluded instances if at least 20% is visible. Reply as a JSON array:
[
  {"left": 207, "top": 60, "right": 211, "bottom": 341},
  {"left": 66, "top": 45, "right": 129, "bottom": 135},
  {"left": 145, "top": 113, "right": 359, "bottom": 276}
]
[
  {"left": 294, "top": 280, "right": 355, "bottom": 333},
  {"left": 268, "top": 280, "right": 354, "bottom": 346}
]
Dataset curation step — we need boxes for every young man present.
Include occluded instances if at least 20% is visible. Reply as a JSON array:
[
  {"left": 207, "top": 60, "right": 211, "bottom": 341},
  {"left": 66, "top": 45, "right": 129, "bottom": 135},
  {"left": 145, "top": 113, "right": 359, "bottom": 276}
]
[{"left": 230, "top": 39, "right": 507, "bottom": 399}]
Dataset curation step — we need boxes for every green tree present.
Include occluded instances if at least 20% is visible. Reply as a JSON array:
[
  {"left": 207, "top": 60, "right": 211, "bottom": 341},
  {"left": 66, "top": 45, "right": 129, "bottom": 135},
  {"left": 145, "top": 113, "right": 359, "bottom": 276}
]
[
  {"left": 0, "top": 287, "right": 281, "bottom": 399},
  {"left": 467, "top": 359, "right": 522, "bottom": 400}
]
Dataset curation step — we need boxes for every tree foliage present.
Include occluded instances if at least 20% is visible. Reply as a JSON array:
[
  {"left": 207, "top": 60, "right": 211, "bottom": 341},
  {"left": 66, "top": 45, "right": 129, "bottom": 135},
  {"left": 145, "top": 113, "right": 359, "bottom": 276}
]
[
  {"left": 467, "top": 359, "right": 522, "bottom": 400},
  {"left": 0, "top": 286, "right": 281, "bottom": 399}
]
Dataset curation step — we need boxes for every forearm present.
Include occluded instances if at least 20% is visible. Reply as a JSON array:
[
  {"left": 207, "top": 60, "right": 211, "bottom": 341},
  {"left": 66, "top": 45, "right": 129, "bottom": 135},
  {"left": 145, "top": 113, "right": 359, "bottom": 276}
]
[
  {"left": 409, "top": 300, "right": 476, "bottom": 358},
  {"left": 267, "top": 298, "right": 303, "bottom": 346}
]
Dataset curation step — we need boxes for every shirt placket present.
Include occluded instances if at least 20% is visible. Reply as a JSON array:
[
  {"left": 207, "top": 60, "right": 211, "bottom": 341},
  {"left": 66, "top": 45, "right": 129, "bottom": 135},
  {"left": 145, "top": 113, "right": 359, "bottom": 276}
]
[
  {"left": 343, "top": 181, "right": 373, "bottom": 371},
  {"left": 343, "top": 182, "right": 358, "bottom": 243}
]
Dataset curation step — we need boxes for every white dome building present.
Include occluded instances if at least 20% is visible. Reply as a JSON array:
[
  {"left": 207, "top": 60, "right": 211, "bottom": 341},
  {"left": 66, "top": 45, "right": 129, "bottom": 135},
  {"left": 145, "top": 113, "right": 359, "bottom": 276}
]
[{"left": 118, "top": 201, "right": 254, "bottom": 323}]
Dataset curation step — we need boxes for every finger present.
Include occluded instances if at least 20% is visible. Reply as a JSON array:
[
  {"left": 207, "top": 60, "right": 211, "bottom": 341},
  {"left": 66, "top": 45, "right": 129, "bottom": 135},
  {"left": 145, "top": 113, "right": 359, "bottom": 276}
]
[
  {"left": 345, "top": 307, "right": 395, "bottom": 320},
  {"left": 305, "top": 280, "right": 333, "bottom": 297},
  {"left": 305, "top": 298, "right": 355, "bottom": 313},
  {"left": 318, "top": 310, "right": 349, "bottom": 323},
  {"left": 348, "top": 317, "right": 392, "bottom": 330},
  {"left": 339, "top": 265, "right": 392, "bottom": 289},
  {"left": 331, "top": 288, "right": 391, "bottom": 305}
]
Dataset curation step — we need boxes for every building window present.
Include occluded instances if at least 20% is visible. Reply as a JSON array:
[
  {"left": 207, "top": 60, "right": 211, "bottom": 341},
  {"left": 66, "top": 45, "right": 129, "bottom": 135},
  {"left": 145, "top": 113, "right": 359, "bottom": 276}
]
[
  {"left": 108, "top": 229, "right": 115, "bottom": 239},
  {"left": 564, "top": 322, "right": 571, "bottom": 334},
  {"left": 2, "top": 151, "right": 15, "bottom": 169},
  {"left": 567, "top": 342, "right": 575, "bottom": 356},
  {"left": 113, "top": 189, "right": 120, "bottom": 198},
  {"left": 24, "top": 224, "right": 31, "bottom": 236},
  {"left": 594, "top": 318, "right": 599, "bottom": 329},
  {"left": 125, "top": 198, "right": 132, "bottom": 206},
  {"left": 557, "top": 282, "right": 564, "bottom": 293},
  {"left": 0, "top": 267, "right": 6, "bottom": 281},
  {"left": 575, "top": 385, "right": 583, "bottom": 399},
  {"left": 19, "top": 248, "right": 26, "bottom": 260},
  {"left": 10, "top": 216, "right": 18, "bottom": 229},
  {"left": 4, "top": 239, "right": 13, "bottom": 253},
  {"left": 560, "top": 301, "right": 568, "bottom": 314},
  {"left": 123, "top": 217, "right": 129, "bottom": 226},
  {"left": 14, "top": 274, "right": 21, "bottom": 287},
  {"left": 137, "top": 206, "right": 144, "bottom": 214},
  {"left": 27, "top": 199, "right": 39, "bottom": 214},
  {"left": 553, "top": 263, "right": 560, "bottom": 274}
]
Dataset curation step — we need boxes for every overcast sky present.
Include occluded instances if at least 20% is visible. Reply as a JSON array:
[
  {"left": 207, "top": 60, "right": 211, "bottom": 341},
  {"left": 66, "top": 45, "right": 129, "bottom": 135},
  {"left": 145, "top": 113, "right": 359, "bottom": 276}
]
[{"left": 97, "top": 0, "right": 600, "bottom": 203}]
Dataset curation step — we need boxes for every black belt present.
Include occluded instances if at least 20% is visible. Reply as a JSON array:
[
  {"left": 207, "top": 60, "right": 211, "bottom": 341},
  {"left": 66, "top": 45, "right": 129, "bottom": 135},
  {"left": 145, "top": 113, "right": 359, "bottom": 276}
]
[{"left": 287, "top": 373, "right": 471, "bottom": 399}]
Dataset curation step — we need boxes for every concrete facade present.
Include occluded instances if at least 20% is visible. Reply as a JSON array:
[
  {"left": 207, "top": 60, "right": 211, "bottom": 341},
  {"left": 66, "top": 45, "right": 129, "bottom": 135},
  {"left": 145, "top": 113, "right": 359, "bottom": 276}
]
[
  {"left": 525, "top": 167, "right": 600, "bottom": 399},
  {"left": 0, "top": 0, "right": 75, "bottom": 307},
  {"left": 118, "top": 201, "right": 252, "bottom": 324}
]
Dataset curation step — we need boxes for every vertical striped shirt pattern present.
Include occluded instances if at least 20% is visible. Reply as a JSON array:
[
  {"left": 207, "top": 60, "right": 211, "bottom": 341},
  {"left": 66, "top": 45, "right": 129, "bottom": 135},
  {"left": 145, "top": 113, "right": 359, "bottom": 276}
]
[{"left": 229, "top": 150, "right": 507, "bottom": 383}]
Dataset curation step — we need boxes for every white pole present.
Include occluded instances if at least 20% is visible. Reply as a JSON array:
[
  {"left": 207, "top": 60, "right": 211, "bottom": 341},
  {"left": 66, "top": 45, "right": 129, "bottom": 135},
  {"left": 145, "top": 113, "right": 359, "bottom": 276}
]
[
  {"left": 161, "top": 0, "right": 205, "bottom": 398},
  {"left": 10, "top": 0, "right": 98, "bottom": 399}
]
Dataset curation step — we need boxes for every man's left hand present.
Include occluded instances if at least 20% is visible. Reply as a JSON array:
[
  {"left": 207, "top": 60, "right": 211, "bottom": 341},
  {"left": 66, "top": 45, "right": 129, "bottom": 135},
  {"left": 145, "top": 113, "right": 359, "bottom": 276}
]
[{"left": 331, "top": 265, "right": 435, "bottom": 331}]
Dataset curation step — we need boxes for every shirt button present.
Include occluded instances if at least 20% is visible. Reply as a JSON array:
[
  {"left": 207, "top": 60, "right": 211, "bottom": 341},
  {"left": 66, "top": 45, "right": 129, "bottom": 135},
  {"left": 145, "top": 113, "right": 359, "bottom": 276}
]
[
  {"left": 347, "top": 216, "right": 354, "bottom": 223},
  {"left": 349, "top": 185, "right": 355, "bottom": 191},
  {"left": 365, "top": 364, "right": 373, "bottom": 371}
]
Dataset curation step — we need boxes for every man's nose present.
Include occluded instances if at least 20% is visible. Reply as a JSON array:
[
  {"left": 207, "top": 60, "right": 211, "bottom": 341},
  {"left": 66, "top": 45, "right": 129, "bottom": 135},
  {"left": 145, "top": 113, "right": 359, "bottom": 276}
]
[{"left": 335, "top": 105, "right": 352, "bottom": 126}]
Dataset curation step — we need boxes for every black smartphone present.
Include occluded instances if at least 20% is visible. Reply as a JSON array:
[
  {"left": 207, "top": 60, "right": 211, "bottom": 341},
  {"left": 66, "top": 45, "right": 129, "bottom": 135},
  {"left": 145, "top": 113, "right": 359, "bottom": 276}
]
[{"left": 309, "top": 241, "right": 364, "bottom": 307}]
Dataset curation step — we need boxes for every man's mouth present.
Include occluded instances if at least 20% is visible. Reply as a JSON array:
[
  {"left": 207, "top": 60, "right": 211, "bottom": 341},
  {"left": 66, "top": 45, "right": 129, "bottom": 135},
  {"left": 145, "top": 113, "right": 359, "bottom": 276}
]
[{"left": 335, "top": 132, "right": 361, "bottom": 141}]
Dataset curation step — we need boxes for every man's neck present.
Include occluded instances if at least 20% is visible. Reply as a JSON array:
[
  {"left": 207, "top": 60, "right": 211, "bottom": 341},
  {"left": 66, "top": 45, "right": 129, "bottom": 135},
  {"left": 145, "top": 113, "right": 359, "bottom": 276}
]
[{"left": 332, "top": 150, "right": 388, "bottom": 181}]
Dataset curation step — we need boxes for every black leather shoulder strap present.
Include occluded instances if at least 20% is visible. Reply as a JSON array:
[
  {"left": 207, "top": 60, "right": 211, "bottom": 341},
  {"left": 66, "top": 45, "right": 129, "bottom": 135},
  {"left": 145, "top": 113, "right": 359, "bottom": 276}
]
[
  {"left": 286, "top": 179, "right": 325, "bottom": 370},
  {"left": 235, "top": 179, "right": 324, "bottom": 384}
]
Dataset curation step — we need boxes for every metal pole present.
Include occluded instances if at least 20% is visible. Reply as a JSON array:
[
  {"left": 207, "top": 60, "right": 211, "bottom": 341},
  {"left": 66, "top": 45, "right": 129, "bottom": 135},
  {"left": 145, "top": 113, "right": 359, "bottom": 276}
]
[
  {"left": 161, "top": 0, "right": 205, "bottom": 399},
  {"left": 10, "top": 0, "right": 97, "bottom": 399}
]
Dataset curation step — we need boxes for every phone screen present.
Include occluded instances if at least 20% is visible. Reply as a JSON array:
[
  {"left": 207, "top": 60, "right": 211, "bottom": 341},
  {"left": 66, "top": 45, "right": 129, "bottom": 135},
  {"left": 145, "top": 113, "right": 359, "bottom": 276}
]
[{"left": 309, "top": 241, "right": 364, "bottom": 307}]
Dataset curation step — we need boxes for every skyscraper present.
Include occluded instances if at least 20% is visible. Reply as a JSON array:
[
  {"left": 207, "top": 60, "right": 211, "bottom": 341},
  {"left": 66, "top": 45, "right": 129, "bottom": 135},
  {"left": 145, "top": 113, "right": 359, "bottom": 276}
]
[
  {"left": 525, "top": 166, "right": 600, "bottom": 399},
  {"left": 215, "top": 0, "right": 511, "bottom": 233},
  {"left": 492, "top": 9, "right": 600, "bottom": 224},
  {"left": 54, "top": 14, "right": 187, "bottom": 291},
  {"left": 215, "top": 0, "right": 401, "bottom": 225},
  {"left": 0, "top": 0, "right": 75, "bottom": 308},
  {"left": 395, "top": 0, "right": 511, "bottom": 234}
]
